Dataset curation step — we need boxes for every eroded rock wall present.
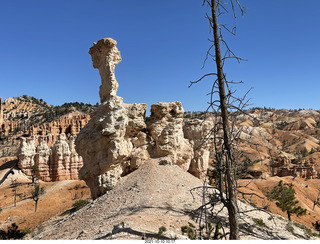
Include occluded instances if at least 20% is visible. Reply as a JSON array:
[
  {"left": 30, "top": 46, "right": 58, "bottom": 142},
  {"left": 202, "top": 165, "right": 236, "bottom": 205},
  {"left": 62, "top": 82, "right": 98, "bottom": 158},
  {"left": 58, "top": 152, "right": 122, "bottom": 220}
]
[
  {"left": 28, "top": 112, "right": 91, "bottom": 146},
  {"left": 18, "top": 133, "right": 83, "bottom": 181}
]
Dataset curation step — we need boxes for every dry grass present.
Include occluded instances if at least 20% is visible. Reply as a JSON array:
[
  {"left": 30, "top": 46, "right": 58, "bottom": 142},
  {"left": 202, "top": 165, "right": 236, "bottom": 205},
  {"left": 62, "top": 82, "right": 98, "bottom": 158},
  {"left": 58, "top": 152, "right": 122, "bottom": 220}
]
[{"left": 0, "top": 167, "right": 90, "bottom": 230}]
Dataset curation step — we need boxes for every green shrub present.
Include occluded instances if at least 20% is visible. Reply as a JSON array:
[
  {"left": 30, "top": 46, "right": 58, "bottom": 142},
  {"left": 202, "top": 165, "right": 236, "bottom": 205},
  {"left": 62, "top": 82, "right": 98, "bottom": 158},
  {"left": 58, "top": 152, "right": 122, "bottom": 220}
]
[
  {"left": 253, "top": 218, "right": 269, "bottom": 229},
  {"left": 157, "top": 226, "right": 167, "bottom": 238},
  {"left": 181, "top": 222, "right": 224, "bottom": 240},
  {"left": 181, "top": 222, "right": 197, "bottom": 240},
  {"left": 71, "top": 200, "right": 89, "bottom": 212},
  {"left": 313, "top": 220, "right": 320, "bottom": 232},
  {"left": 21, "top": 227, "right": 32, "bottom": 235}
]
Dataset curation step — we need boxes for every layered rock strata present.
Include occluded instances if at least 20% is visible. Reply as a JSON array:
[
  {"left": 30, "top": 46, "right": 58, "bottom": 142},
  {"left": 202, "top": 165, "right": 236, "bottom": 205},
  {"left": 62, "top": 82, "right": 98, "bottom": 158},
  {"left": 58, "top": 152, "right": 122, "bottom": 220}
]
[
  {"left": 76, "top": 38, "right": 214, "bottom": 199},
  {"left": 18, "top": 133, "right": 83, "bottom": 181},
  {"left": 28, "top": 112, "right": 91, "bottom": 146}
]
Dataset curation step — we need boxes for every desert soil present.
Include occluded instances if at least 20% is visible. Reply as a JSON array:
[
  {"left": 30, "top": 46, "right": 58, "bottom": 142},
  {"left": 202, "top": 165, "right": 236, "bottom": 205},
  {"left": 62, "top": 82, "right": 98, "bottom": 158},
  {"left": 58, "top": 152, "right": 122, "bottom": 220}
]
[{"left": 0, "top": 157, "right": 91, "bottom": 231}]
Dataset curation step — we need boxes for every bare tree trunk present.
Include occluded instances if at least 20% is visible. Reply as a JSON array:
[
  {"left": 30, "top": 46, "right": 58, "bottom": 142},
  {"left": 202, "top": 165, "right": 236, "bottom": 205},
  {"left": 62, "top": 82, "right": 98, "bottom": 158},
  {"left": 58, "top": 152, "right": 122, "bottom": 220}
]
[
  {"left": 14, "top": 188, "right": 17, "bottom": 207},
  {"left": 35, "top": 199, "right": 38, "bottom": 213},
  {"left": 211, "top": 0, "right": 239, "bottom": 239},
  {"left": 287, "top": 210, "right": 291, "bottom": 221},
  {"left": 312, "top": 191, "right": 320, "bottom": 210},
  {"left": 0, "top": 161, "right": 18, "bottom": 185}
]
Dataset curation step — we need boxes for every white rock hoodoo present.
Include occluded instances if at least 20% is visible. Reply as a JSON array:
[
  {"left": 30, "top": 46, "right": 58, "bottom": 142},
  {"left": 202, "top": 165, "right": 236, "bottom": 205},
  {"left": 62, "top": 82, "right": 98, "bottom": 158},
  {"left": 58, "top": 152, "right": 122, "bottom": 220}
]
[{"left": 75, "top": 38, "right": 214, "bottom": 199}]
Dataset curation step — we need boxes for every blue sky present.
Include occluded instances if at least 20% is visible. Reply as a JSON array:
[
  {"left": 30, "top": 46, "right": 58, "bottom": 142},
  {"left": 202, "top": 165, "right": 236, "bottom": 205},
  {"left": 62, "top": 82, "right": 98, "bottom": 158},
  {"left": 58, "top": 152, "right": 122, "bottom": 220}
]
[{"left": 0, "top": 0, "right": 319, "bottom": 112}]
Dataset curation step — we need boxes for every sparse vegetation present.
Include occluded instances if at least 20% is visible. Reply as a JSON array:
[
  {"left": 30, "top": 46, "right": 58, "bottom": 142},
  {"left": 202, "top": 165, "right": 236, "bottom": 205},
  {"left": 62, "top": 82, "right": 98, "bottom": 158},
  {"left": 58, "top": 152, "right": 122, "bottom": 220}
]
[
  {"left": 181, "top": 221, "right": 225, "bottom": 240},
  {"left": 31, "top": 165, "right": 39, "bottom": 184},
  {"left": 71, "top": 199, "right": 89, "bottom": 212},
  {"left": 276, "top": 121, "right": 292, "bottom": 130},
  {"left": 21, "top": 227, "right": 32, "bottom": 235},
  {"left": 302, "top": 225, "right": 319, "bottom": 237},
  {"left": 1, "top": 95, "right": 97, "bottom": 137},
  {"left": 30, "top": 182, "right": 46, "bottom": 212},
  {"left": 10, "top": 178, "right": 19, "bottom": 207},
  {"left": 181, "top": 222, "right": 197, "bottom": 240},
  {"left": 265, "top": 180, "right": 307, "bottom": 221},
  {"left": 300, "top": 148, "right": 308, "bottom": 157},
  {"left": 313, "top": 220, "right": 320, "bottom": 232},
  {"left": 253, "top": 218, "right": 269, "bottom": 229},
  {"left": 157, "top": 226, "right": 167, "bottom": 238},
  {"left": 20, "top": 95, "right": 49, "bottom": 107},
  {"left": 237, "top": 158, "right": 255, "bottom": 179},
  {"left": 0, "top": 223, "right": 25, "bottom": 240}
]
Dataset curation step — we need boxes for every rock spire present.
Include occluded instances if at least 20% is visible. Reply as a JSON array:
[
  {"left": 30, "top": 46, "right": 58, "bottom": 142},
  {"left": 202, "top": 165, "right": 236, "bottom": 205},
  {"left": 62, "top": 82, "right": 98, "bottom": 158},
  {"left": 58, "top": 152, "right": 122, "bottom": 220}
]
[{"left": 89, "top": 38, "right": 122, "bottom": 103}]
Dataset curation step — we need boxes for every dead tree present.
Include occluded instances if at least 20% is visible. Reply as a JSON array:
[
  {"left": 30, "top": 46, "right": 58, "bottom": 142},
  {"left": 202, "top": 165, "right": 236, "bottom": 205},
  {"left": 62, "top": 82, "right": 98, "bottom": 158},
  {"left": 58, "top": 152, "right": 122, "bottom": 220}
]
[
  {"left": 189, "top": 0, "right": 246, "bottom": 239},
  {"left": 210, "top": 0, "right": 240, "bottom": 239},
  {"left": 313, "top": 191, "right": 320, "bottom": 211},
  {"left": 0, "top": 161, "right": 18, "bottom": 186},
  {"left": 10, "top": 179, "right": 19, "bottom": 207}
]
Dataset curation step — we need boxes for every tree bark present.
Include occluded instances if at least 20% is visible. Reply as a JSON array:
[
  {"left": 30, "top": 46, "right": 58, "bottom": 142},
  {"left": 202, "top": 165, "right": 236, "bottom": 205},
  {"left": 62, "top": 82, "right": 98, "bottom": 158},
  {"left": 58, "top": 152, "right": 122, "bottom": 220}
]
[
  {"left": 0, "top": 161, "right": 18, "bottom": 186},
  {"left": 211, "top": 0, "right": 240, "bottom": 239},
  {"left": 35, "top": 199, "right": 38, "bottom": 213},
  {"left": 14, "top": 189, "right": 16, "bottom": 207},
  {"left": 287, "top": 210, "right": 291, "bottom": 221}
]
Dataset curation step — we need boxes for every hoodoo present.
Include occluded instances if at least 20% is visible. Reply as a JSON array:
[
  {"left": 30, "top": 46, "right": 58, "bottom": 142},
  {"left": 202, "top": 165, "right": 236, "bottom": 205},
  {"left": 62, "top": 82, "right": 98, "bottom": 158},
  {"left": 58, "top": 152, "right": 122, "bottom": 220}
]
[{"left": 75, "top": 38, "right": 214, "bottom": 199}]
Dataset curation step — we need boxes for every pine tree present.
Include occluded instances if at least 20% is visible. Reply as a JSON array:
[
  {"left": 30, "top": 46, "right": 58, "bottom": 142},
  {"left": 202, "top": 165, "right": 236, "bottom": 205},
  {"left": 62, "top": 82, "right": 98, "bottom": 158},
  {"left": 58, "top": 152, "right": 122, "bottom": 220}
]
[
  {"left": 265, "top": 180, "right": 307, "bottom": 221},
  {"left": 30, "top": 182, "right": 45, "bottom": 212}
]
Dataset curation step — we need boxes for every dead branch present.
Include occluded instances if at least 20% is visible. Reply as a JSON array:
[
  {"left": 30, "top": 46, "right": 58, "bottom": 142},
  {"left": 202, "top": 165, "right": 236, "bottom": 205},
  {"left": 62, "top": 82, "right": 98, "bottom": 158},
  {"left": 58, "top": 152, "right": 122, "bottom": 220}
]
[{"left": 0, "top": 160, "right": 18, "bottom": 185}]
